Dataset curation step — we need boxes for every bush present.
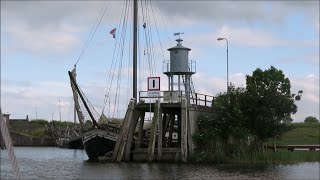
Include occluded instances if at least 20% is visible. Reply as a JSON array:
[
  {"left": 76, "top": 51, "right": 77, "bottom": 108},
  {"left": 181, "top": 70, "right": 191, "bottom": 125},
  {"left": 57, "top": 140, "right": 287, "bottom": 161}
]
[
  {"left": 29, "top": 119, "right": 48, "bottom": 125},
  {"left": 304, "top": 116, "right": 319, "bottom": 123}
]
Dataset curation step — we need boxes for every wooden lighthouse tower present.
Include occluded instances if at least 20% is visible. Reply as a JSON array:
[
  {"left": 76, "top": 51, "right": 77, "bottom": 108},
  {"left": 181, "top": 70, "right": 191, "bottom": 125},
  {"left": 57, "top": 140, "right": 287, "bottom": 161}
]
[{"left": 112, "top": 35, "right": 214, "bottom": 163}]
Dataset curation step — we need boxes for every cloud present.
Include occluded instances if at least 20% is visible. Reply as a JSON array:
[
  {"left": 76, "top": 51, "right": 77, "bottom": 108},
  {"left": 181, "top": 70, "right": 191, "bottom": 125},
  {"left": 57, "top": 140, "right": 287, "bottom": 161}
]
[
  {"left": 290, "top": 74, "right": 319, "bottom": 122},
  {"left": 279, "top": 52, "right": 320, "bottom": 65},
  {"left": 3, "top": 23, "right": 79, "bottom": 55},
  {"left": 0, "top": 1, "right": 123, "bottom": 57},
  {"left": 1, "top": 78, "right": 73, "bottom": 120},
  {"left": 155, "top": 1, "right": 319, "bottom": 26}
]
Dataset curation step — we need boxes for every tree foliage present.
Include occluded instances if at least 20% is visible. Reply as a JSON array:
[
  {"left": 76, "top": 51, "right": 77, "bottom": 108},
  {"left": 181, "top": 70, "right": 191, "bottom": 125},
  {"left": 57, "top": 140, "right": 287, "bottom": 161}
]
[
  {"left": 304, "top": 116, "right": 319, "bottom": 123},
  {"left": 194, "top": 66, "right": 303, "bottom": 155},
  {"left": 243, "top": 66, "right": 302, "bottom": 144}
]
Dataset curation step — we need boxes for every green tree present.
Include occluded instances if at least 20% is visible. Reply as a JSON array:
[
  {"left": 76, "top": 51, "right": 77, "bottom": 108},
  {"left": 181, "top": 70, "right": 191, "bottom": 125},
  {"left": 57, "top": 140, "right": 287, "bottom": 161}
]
[
  {"left": 304, "top": 116, "right": 319, "bottom": 123},
  {"left": 243, "top": 66, "right": 302, "bottom": 150}
]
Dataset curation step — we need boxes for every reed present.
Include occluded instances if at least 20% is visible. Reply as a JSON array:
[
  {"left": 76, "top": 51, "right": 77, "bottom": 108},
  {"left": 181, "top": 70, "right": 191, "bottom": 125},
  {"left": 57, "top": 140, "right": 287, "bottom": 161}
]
[{"left": 229, "top": 150, "right": 320, "bottom": 164}]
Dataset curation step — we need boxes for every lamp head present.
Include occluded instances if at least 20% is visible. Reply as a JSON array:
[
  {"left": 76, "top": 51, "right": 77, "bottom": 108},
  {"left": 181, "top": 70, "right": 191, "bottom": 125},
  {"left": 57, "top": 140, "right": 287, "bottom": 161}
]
[{"left": 217, "top": 38, "right": 224, "bottom": 41}]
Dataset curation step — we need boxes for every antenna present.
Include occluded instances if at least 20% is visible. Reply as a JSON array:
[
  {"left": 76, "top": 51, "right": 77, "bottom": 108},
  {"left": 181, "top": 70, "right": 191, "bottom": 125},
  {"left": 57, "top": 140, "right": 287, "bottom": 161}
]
[{"left": 174, "top": 32, "right": 184, "bottom": 38}]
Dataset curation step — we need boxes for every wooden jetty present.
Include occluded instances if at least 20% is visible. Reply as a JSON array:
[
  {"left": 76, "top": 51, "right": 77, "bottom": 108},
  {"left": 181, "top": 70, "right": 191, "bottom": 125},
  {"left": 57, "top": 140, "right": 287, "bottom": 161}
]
[{"left": 112, "top": 92, "right": 214, "bottom": 162}]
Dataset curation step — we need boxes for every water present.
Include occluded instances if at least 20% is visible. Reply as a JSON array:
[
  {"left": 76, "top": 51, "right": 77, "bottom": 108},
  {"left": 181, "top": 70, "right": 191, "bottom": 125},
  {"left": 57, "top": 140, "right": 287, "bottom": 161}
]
[{"left": 1, "top": 147, "right": 319, "bottom": 179}]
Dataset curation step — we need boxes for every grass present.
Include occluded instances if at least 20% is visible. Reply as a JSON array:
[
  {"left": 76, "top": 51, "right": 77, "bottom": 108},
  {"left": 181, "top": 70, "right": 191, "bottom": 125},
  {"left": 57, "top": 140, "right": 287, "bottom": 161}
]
[
  {"left": 276, "top": 123, "right": 320, "bottom": 145},
  {"left": 230, "top": 150, "right": 320, "bottom": 164}
]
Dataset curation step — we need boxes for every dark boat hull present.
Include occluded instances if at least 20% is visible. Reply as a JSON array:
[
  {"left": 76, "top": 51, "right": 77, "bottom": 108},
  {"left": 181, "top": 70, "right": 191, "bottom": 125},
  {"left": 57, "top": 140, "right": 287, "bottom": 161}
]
[{"left": 82, "top": 128, "right": 117, "bottom": 160}]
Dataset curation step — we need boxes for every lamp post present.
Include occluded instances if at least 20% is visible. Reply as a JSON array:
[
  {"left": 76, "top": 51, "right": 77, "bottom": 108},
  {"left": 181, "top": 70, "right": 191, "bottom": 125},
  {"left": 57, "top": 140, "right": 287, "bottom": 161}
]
[
  {"left": 35, "top": 107, "right": 38, "bottom": 120},
  {"left": 217, "top": 37, "right": 229, "bottom": 93}
]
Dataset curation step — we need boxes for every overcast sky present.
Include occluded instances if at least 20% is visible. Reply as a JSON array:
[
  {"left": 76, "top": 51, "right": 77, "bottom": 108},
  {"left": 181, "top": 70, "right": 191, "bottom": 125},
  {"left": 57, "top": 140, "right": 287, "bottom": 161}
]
[{"left": 1, "top": 1, "right": 319, "bottom": 122}]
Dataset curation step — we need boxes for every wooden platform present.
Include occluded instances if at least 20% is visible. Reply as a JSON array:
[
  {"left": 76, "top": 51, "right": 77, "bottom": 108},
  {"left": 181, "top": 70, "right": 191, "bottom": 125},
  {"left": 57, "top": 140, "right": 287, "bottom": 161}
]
[{"left": 266, "top": 145, "right": 320, "bottom": 152}]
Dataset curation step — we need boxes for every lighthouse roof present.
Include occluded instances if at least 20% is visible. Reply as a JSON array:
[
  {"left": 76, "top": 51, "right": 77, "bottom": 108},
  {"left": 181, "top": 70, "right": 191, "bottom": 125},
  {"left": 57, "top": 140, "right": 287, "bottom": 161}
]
[{"left": 167, "top": 38, "right": 191, "bottom": 51}]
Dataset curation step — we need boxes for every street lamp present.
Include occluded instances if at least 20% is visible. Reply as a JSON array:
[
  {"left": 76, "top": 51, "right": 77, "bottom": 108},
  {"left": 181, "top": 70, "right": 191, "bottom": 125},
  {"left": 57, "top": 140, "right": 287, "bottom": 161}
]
[
  {"left": 35, "top": 107, "right": 38, "bottom": 120},
  {"left": 217, "top": 37, "right": 229, "bottom": 93}
]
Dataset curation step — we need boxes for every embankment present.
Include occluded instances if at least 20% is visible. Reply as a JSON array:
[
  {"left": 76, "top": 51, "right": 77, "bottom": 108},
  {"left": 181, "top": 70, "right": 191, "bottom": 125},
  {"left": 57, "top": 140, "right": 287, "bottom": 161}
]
[{"left": 1, "top": 131, "right": 55, "bottom": 147}]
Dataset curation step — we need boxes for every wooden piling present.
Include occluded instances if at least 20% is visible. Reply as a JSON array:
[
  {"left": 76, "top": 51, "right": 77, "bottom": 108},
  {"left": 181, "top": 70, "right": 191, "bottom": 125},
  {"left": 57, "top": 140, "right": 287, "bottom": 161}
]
[
  {"left": 137, "top": 112, "right": 145, "bottom": 148},
  {"left": 157, "top": 108, "right": 163, "bottom": 161},
  {"left": 187, "top": 109, "right": 196, "bottom": 155},
  {"left": 168, "top": 114, "right": 175, "bottom": 146},
  {"left": 147, "top": 100, "right": 160, "bottom": 162},
  {"left": 124, "top": 111, "right": 140, "bottom": 161},
  {"left": 112, "top": 99, "right": 135, "bottom": 162},
  {"left": 181, "top": 98, "right": 188, "bottom": 162}
]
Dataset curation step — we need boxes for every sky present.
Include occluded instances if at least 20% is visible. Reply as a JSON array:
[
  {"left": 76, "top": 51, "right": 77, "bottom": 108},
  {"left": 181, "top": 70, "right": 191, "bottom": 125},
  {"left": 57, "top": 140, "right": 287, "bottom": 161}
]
[{"left": 1, "top": 1, "right": 319, "bottom": 122}]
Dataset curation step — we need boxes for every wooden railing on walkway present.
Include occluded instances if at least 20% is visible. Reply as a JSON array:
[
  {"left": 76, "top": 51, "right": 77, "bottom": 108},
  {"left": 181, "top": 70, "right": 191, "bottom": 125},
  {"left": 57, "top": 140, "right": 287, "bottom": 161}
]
[
  {"left": 138, "top": 91, "right": 214, "bottom": 107},
  {"left": 266, "top": 145, "right": 320, "bottom": 152}
]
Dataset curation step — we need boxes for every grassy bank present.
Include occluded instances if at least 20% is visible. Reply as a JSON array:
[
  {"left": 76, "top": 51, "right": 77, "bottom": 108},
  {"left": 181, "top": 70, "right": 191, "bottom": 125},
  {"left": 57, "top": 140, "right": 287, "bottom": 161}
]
[
  {"left": 230, "top": 151, "right": 320, "bottom": 164},
  {"left": 272, "top": 123, "right": 320, "bottom": 145},
  {"left": 192, "top": 150, "right": 320, "bottom": 164}
]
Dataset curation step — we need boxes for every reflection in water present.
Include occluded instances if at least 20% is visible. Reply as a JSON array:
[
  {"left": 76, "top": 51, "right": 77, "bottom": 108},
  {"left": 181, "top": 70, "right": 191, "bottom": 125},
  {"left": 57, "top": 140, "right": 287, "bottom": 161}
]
[{"left": 1, "top": 147, "right": 319, "bottom": 179}]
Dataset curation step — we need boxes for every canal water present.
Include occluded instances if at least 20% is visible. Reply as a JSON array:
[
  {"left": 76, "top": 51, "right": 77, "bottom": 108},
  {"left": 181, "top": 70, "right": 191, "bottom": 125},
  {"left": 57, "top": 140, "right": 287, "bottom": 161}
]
[{"left": 1, "top": 147, "right": 319, "bottom": 179}]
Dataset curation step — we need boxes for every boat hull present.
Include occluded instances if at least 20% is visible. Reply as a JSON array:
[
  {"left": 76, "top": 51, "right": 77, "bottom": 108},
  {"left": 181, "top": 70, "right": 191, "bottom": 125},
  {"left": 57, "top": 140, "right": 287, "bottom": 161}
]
[{"left": 82, "top": 128, "right": 117, "bottom": 160}]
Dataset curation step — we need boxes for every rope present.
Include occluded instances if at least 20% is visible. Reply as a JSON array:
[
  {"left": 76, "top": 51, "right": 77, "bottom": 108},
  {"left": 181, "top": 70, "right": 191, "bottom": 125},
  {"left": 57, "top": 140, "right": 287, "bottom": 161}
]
[
  {"left": 75, "top": 0, "right": 110, "bottom": 66},
  {"left": 102, "top": 0, "right": 128, "bottom": 113},
  {"left": 0, "top": 109, "right": 21, "bottom": 180},
  {"left": 150, "top": 1, "right": 166, "bottom": 62}
]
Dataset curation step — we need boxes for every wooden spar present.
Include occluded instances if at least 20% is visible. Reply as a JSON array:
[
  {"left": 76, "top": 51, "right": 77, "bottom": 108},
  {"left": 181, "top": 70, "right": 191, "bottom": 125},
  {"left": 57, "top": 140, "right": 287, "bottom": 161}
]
[
  {"left": 70, "top": 69, "right": 84, "bottom": 130},
  {"left": 133, "top": 0, "right": 138, "bottom": 101},
  {"left": 68, "top": 71, "right": 99, "bottom": 128}
]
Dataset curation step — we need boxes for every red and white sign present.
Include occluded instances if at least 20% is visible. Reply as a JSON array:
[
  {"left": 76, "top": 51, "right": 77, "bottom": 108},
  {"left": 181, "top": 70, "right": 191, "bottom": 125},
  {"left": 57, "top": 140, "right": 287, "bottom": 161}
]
[{"left": 147, "top": 77, "right": 160, "bottom": 91}]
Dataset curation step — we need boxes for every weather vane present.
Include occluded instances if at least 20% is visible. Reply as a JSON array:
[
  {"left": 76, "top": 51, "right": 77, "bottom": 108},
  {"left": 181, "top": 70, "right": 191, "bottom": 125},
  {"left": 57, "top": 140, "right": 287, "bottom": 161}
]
[{"left": 174, "top": 32, "right": 184, "bottom": 38}]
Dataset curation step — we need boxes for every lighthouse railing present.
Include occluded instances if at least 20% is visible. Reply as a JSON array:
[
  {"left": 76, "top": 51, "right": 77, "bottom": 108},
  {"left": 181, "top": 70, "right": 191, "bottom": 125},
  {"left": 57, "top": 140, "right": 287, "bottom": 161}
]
[{"left": 138, "top": 90, "right": 214, "bottom": 107}]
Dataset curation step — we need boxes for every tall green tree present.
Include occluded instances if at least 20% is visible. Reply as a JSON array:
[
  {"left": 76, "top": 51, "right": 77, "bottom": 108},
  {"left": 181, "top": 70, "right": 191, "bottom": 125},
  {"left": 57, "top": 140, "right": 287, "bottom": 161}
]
[
  {"left": 304, "top": 116, "right": 319, "bottom": 123},
  {"left": 243, "top": 66, "right": 302, "bottom": 149}
]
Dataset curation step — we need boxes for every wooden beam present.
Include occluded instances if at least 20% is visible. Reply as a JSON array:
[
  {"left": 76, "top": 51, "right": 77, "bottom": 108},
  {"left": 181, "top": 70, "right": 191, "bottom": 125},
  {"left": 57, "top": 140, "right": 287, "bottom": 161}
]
[
  {"left": 147, "top": 100, "right": 160, "bottom": 162},
  {"left": 124, "top": 111, "right": 140, "bottom": 161},
  {"left": 181, "top": 98, "right": 188, "bottom": 162},
  {"left": 187, "top": 109, "right": 195, "bottom": 155},
  {"left": 168, "top": 114, "right": 175, "bottom": 146},
  {"left": 162, "top": 114, "right": 170, "bottom": 146},
  {"left": 112, "top": 99, "right": 135, "bottom": 162},
  {"left": 137, "top": 112, "right": 145, "bottom": 148},
  {"left": 157, "top": 108, "right": 163, "bottom": 161}
]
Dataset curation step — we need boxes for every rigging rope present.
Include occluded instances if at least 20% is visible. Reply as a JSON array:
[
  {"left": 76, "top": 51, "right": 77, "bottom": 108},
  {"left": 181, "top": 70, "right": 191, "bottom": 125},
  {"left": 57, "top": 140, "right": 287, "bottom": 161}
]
[
  {"left": 101, "top": 0, "right": 128, "bottom": 114},
  {"left": 75, "top": 0, "right": 110, "bottom": 66}
]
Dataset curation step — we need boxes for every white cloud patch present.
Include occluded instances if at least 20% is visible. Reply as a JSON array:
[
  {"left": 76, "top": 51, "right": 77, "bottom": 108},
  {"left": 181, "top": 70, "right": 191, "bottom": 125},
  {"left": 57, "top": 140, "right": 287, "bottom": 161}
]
[{"left": 4, "top": 23, "right": 79, "bottom": 55}]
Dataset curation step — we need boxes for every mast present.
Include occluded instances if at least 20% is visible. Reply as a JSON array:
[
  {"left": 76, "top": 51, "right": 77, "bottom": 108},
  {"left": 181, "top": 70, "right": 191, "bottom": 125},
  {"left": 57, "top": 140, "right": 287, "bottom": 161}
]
[
  {"left": 133, "top": 0, "right": 138, "bottom": 102},
  {"left": 68, "top": 71, "right": 100, "bottom": 128}
]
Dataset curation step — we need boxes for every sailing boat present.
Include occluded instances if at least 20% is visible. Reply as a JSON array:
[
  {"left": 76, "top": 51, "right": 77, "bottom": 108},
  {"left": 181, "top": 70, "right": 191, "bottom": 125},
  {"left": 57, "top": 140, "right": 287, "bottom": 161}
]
[
  {"left": 68, "top": 0, "right": 140, "bottom": 160},
  {"left": 68, "top": 69, "right": 121, "bottom": 160}
]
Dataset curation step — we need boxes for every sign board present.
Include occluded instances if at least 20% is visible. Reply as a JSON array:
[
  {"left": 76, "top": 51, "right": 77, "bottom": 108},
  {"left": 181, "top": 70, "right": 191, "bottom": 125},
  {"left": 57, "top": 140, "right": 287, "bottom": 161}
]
[
  {"left": 147, "top": 77, "right": 160, "bottom": 91},
  {"left": 163, "top": 91, "right": 180, "bottom": 102},
  {"left": 147, "top": 91, "right": 160, "bottom": 97}
]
